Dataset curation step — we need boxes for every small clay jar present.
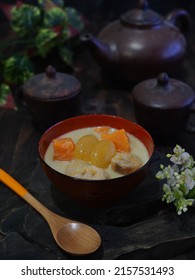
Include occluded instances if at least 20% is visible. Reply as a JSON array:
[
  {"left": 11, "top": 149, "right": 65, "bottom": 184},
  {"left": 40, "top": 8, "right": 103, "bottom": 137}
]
[
  {"left": 23, "top": 65, "right": 81, "bottom": 129},
  {"left": 132, "top": 73, "right": 195, "bottom": 136}
]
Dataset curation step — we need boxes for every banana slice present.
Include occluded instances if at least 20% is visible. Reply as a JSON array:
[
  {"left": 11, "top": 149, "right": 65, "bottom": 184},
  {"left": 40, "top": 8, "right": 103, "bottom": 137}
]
[
  {"left": 111, "top": 153, "right": 142, "bottom": 175},
  {"left": 66, "top": 159, "right": 110, "bottom": 180}
]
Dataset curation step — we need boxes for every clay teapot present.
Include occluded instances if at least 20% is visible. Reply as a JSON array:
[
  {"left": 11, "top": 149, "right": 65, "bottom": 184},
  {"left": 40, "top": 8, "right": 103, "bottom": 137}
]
[{"left": 80, "top": 0, "right": 191, "bottom": 82}]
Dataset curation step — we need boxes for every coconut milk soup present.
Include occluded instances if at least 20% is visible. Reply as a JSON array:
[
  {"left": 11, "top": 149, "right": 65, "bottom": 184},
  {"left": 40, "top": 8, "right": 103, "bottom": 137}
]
[{"left": 44, "top": 126, "right": 149, "bottom": 179}]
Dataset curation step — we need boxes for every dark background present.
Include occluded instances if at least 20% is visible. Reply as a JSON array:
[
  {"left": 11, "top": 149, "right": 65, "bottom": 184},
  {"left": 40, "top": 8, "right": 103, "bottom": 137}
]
[
  {"left": 66, "top": 0, "right": 195, "bottom": 20},
  {"left": 0, "top": 0, "right": 194, "bottom": 22}
]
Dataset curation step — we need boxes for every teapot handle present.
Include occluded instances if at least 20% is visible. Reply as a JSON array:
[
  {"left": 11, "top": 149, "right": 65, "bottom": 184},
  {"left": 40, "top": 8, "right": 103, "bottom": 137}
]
[{"left": 165, "top": 9, "right": 192, "bottom": 34}]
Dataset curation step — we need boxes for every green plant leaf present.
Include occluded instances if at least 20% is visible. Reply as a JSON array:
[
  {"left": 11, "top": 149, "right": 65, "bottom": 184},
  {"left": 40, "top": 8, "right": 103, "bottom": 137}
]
[
  {"left": 59, "top": 47, "right": 73, "bottom": 67},
  {"left": 3, "top": 54, "right": 34, "bottom": 85},
  {"left": 44, "top": 7, "right": 68, "bottom": 29},
  {"left": 0, "top": 84, "right": 10, "bottom": 105},
  {"left": 59, "top": 27, "right": 70, "bottom": 41},
  {"left": 11, "top": 4, "right": 41, "bottom": 37},
  {"left": 35, "top": 28, "right": 58, "bottom": 57},
  {"left": 66, "top": 7, "right": 85, "bottom": 33},
  {"left": 187, "top": 187, "right": 195, "bottom": 199}
]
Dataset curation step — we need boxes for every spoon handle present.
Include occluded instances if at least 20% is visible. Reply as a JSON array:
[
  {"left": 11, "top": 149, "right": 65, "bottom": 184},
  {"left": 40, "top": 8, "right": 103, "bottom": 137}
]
[
  {"left": 0, "top": 168, "right": 28, "bottom": 197},
  {"left": 0, "top": 168, "right": 52, "bottom": 220}
]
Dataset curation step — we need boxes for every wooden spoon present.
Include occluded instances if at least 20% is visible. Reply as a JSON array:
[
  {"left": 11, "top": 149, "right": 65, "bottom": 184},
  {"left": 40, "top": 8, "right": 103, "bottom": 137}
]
[{"left": 0, "top": 169, "right": 101, "bottom": 256}]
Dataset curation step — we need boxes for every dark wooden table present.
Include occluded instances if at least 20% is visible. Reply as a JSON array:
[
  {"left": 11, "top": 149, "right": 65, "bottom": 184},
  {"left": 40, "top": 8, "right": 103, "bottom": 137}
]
[{"left": 1, "top": 27, "right": 195, "bottom": 260}]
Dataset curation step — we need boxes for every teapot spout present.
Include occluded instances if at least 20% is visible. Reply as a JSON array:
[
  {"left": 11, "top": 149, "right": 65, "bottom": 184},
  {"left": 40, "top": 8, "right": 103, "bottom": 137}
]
[{"left": 80, "top": 33, "right": 118, "bottom": 62}]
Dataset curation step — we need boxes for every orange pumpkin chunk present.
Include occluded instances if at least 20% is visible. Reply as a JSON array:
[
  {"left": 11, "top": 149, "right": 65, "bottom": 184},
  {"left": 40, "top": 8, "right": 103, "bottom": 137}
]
[
  {"left": 101, "top": 129, "right": 130, "bottom": 152},
  {"left": 53, "top": 138, "right": 75, "bottom": 161}
]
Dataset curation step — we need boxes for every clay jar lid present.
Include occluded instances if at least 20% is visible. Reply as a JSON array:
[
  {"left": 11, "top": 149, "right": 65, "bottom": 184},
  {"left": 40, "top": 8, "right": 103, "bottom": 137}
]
[
  {"left": 23, "top": 65, "right": 81, "bottom": 100},
  {"left": 133, "top": 72, "right": 194, "bottom": 110}
]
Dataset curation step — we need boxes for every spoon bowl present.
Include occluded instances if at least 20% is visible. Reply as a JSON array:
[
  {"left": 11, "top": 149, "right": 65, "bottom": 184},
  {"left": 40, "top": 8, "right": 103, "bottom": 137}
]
[
  {"left": 56, "top": 223, "right": 101, "bottom": 255},
  {"left": 0, "top": 168, "right": 101, "bottom": 256}
]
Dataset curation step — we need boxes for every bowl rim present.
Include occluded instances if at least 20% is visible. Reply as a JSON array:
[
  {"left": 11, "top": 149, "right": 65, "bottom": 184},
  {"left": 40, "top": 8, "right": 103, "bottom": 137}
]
[{"left": 38, "top": 114, "right": 155, "bottom": 183}]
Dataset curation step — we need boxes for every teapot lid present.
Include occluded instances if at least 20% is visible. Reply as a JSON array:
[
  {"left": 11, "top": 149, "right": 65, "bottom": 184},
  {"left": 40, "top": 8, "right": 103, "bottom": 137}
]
[
  {"left": 23, "top": 65, "right": 81, "bottom": 100},
  {"left": 121, "top": 0, "right": 162, "bottom": 27},
  {"left": 132, "top": 73, "right": 195, "bottom": 109}
]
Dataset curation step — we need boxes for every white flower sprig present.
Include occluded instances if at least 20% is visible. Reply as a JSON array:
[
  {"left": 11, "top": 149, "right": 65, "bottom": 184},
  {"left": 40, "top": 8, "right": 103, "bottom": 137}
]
[{"left": 156, "top": 145, "right": 195, "bottom": 215}]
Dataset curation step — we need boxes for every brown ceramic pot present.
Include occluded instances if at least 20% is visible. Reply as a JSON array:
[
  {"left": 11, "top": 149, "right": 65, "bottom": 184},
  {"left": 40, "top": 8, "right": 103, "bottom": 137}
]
[
  {"left": 80, "top": 0, "right": 191, "bottom": 82},
  {"left": 132, "top": 72, "right": 195, "bottom": 136},
  {"left": 23, "top": 65, "right": 81, "bottom": 129}
]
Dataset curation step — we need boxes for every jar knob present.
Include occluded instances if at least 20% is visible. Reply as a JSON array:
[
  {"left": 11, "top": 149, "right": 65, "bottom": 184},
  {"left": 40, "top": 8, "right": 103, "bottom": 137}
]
[
  {"left": 46, "top": 65, "right": 56, "bottom": 78},
  {"left": 137, "top": 0, "right": 148, "bottom": 10},
  {"left": 157, "top": 72, "right": 169, "bottom": 86}
]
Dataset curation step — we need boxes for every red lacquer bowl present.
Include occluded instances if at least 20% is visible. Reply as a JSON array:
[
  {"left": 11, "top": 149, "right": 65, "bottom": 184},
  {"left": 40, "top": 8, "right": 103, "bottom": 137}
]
[{"left": 38, "top": 114, "right": 154, "bottom": 207}]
